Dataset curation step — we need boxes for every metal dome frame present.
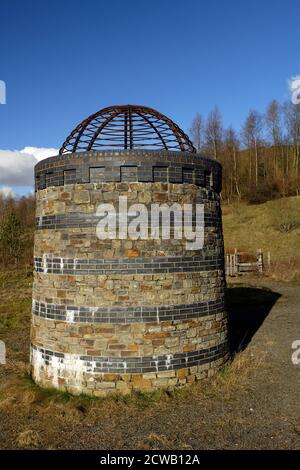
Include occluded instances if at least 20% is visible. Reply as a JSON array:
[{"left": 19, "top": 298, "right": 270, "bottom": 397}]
[{"left": 59, "top": 105, "right": 196, "bottom": 154}]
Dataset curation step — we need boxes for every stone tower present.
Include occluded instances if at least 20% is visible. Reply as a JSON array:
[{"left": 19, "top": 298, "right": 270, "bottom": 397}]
[{"left": 30, "top": 105, "right": 229, "bottom": 396}]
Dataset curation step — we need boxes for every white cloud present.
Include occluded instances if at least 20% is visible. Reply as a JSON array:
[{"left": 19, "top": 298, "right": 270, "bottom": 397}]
[
  {"left": 20, "top": 147, "right": 58, "bottom": 162},
  {"left": 0, "top": 186, "right": 17, "bottom": 199},
  {"left": 0, "top": 147, "right": 58, "bottom": 187}
]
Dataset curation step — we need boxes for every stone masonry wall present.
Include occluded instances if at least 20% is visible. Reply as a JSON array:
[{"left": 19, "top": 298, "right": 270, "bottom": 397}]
[{"left": 30, "top": 150, "right": 229, "bottom": 396}]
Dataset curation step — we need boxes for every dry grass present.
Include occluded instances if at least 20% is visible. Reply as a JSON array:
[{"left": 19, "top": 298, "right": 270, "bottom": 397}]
[
  {"left": 0, "top": 268, "right": 32, "bottom": 338},
  {"left": 182, "top": 347, "right": 266, "bottom": 403},
  {"left": 17, "top": 429, "right": 40, "bottom": 448},
  {"left": 0, "top": 346, "right": 265, "bottom": 425},
  {"left": 210, "top": 348, "right": 265, "bottom": 396},
  {"left": 266, "top": 258, "right": 300, "bottom": 282}
]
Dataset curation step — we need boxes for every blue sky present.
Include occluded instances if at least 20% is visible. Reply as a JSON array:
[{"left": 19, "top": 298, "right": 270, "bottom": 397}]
[{"left": 0, "top": 0, "right": 299, "bottom": 195}]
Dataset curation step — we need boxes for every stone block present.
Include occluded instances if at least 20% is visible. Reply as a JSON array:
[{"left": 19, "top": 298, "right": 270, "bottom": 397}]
[
  {"left": 74, "top": 190, "right": 90, "bottom": 204},
  {"left": 131, "top": 378, "right": 152, "bottom": 390},
  {"left": 95, "top": 381, "right": 116, "bottom": 389},
  {"left": 157, "top": 371, "right": 176, "bottom": 379}
]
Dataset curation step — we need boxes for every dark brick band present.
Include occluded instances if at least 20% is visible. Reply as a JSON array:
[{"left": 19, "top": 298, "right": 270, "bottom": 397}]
[
  {"left": 32, "top": 297, "right": 225, "bottom": 323},
  {"left": 35, "top": 211, "right": 221, "bottom": 230},
  {"left": 34, "top": 253, "right": 224, "bottom": 275},
  {"left": 35, "top": 149, "right": 222, "bottom": 169},
  {"left": 34, "top": 150, "right": 222, "bottom": 193},
  {"left": 31, "top": 341, "right": 229, "bottom": 374}
]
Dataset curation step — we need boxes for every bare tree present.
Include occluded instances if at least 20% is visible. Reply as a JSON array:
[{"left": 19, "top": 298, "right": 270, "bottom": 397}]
[
  {"left": 189, "top": 113, "right": 204, "bottom": 152},
  {"left": 265, "top": 99, "right": 284, "bottom": 178},
  {"left": 205, "top": 106, "right": 223, "bottom": 159},
  {"left": 283, "top": 101, "right": 300, "bottom": 191},
  {"left": 224, "top": 126, "right": 241, "bottom": 199},
  {"left": 242, "top": 110, "right": 262, "bottom": 188},
  {"left": 266, "top": 99, "right": 282, "bottom": 146}
]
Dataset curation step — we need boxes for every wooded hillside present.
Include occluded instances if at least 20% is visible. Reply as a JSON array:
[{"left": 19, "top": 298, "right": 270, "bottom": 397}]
[{"left": 190, "top": 100, "right": 300, "bottom": 202}]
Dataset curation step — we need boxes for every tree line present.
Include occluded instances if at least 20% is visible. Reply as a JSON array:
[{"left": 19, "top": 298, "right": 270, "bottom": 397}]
[
  {"left": 189, "top": 100, "right": 300, "bottom": 202},
  {"left": 0, "top": 193, "right": 35, "bottom": 266}
]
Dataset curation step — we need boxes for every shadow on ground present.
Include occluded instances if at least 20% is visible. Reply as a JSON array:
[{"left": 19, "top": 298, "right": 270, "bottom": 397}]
[{"left": 226, "top": 285, "right": 281, "bottom": 354}]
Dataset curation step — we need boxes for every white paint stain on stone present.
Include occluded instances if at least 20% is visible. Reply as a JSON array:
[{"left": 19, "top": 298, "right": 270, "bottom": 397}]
[
  {"left": 31, "top": 346, "right": 86, "bottom": 393},
  {"left": 42, "top": 253, "right": 48, "bottom": 273},
  {"left": 66, "top": 310, "right": 75, "bottom": 323},
  {"left": 165, "top": 354, "right": 173, "bottom": 370}
]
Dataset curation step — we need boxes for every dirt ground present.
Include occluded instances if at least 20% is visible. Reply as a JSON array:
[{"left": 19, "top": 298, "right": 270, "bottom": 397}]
[{"left": 0, "top": 272, "right": 299, "bottom": 450}]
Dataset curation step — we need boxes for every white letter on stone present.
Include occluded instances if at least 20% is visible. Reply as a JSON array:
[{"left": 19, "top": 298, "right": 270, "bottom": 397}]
[
  {"left": 96, "top": 204, "right": 116, "bottom": 239},
  {"left": 118, "top": 196, "right": 128, "bottom": 240},
  {"left": 185, "top": 203, "right": 204, "bottom": 251},
  {"left": 128, "top": 203, "right": 148, "bottom": 240}
]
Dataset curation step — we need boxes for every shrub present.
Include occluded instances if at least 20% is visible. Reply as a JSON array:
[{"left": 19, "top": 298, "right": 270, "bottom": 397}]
[{"left": 270, "top": 200, "right": 300, "bottom": 233}]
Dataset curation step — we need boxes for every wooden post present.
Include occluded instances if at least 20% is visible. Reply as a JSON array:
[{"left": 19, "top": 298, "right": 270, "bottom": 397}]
[
  {"left": 257, "top": 249, "right": 263, "bottom": 274},
  {"left": 267, "top": 251, "right": 271, "bottom": 270},
  {"left": 234, "top": 248, "right": 238, "bottom": 275},
  {"left": 229, "top": 254, "right": 233, "bottom": 276},
  {"left": 226, "top": 254, "right": 229, "bottom": 276}
]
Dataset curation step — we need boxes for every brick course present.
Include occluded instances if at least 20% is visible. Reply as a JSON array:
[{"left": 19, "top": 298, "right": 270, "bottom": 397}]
[
  {"left": 35, "top": 150, "right": 222, "bottom": 193},
  {"left": 32, "top": 297, "right": 225, "bottom": 323}
]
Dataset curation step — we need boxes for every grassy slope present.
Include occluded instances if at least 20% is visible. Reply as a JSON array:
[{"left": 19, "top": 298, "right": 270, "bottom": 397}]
[
  {"left": 0, "top": 269, "right": 32, "bottom": 364},
  {"left": 222, "top": 196, "right": 300, "bottom": 280}
]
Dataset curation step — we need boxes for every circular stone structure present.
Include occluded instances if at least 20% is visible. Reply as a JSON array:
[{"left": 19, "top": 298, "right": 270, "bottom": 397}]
[{"left": 30, "top": 105, "right": 229, "bottom": 396}]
